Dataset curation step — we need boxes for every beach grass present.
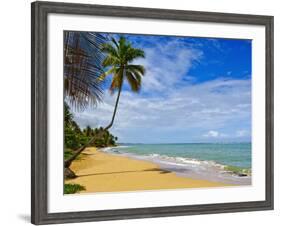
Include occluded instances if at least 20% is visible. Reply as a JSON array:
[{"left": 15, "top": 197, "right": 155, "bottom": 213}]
[
  {"left": 64, "top": 183, "right": 86, "bottom": 194},
  {"left": 224, "top": 165, "right": 251, "bottom": 176}
]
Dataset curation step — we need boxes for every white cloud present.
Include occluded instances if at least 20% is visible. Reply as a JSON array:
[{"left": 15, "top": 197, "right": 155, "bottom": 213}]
[
  {"left": 73, "top": 78, "right": 251, "bottom": 142},
  {"left": 203, "top": 130, "right": 228, "bottom": 138},
  {"left": 133, "top": 39, "right": 202, "bottom": 93},
  {"left": 203, "top": 130, "right": 219, "bottom": 137},
  {"left": 236, "top": 130, "right": 249, "bottom": 137},
  {"left": 71, "top": 38, "right": 251, "bottom": 143}
]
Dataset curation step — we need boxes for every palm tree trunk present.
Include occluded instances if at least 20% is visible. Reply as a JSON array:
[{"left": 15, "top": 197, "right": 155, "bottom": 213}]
[
  {"left": 64, "top": 129, "right": 108, "bottom": 179},
  {"left": 64, "top": 137, "right": 95, "bottom": 168},
  {"left": 64, "top": 167, "right": 76, "bottom": 179},
  {"left": 104, "top": 69, "right": 125, "bottom": 130}
]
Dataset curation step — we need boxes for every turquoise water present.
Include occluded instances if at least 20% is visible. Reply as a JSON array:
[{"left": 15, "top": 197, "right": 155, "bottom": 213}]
[{"left": 117, "top": 143, "right": 251, "bottom": 169}]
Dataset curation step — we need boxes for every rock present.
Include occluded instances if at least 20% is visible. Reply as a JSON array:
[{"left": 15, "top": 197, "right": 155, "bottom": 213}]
[{"left": 238, "top": 173, "right": 248, "bottom": 177}]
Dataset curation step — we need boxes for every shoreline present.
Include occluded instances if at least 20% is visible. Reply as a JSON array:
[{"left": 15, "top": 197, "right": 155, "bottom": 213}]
[
  {"left": 65, "top": 147, "right": 241, "bottom": 194},
  {"left": 103, "top": 146, "right": 252, "bottom": 185}
]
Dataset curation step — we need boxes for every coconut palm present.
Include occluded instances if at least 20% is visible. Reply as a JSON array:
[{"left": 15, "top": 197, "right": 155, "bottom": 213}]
[
  {"left": 64, "top": 31, "right": 106, "bottom": 111},
  {"left": 100, "top": 36, "right": 145, "bottom": 130},
  {"left": 64, "top": 32, "right": 107, "bottom": 177}
]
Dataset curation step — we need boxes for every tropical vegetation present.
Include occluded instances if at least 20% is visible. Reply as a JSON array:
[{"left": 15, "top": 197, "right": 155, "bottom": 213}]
[
  {"left": 64, "top": 183, "right": 85, "bottom": 194},
  {"left": 64, "top": 102, "right": 117, "bottom": 178}
]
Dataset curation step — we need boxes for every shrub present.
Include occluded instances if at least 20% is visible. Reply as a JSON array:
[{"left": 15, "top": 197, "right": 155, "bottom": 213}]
[{"left": 64, "top": 183, "right": 85, "bottom": 194}]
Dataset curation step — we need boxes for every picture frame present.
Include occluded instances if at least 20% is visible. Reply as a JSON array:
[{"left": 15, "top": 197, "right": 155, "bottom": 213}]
[{"left": 31, "top": 1, "right": 274, "bottom": 225}]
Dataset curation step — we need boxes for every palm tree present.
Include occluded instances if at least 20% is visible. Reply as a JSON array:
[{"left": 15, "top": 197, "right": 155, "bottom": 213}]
[
  {"left": 64, "top": 102, "right": 73, "bottom": 126},
  {"left": 64, "top": 32, "right": 107, "bottom": 177},
  {"left": 64, "top": 31, "right": 106, "bottom": 111},
  {"left": 84, "top": 125, "right": 92, "bottom": 137},
  {"left": 100, "top": 36, "right": 145, "bottom": 130}
]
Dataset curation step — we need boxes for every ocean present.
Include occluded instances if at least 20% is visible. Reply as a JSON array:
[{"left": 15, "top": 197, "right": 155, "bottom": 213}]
[{"left": 118, "top": 143, "right": 251, "bottom": 169}]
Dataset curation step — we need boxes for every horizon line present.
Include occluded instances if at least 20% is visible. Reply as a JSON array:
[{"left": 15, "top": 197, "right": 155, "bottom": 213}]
[{"left": 118, "top": 141, "right": 252, "bottom": 145}]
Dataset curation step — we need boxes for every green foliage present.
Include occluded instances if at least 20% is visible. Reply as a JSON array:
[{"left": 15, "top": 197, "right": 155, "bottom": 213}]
[
  {"left": 64, "top": 148, "right": 74, "bottom": 159},
  {"left": 100, "top": 36, "right": 146, "bottom": 93},
  {"left": 64, "top": 183, "right": 85, "bottom": 194},
  {"left": 224, "top": 165, "right": 251, "bottom": 176},
  {"left": 64, "top": 102, "right": 91, "bottom": 150},
  {"left": 89, "top": 127, "right": 117, "bottom": 147},
  {"left": 64, "top": 102, "right": 118, "bottom": 160}
]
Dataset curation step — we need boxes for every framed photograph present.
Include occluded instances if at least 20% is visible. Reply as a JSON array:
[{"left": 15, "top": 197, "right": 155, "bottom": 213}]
[{"left": 31, "top": 1, "right": 274, "bottom": 224}]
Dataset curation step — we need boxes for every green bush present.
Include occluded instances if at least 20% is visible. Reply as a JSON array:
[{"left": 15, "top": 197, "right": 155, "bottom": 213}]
[
  {"left": 64, "top": 148, "right": 74, "bottom": 159},
  {"left": 224, "top": 165, "right": 251, "bottom": 175},
  {"left": 64, "top": 183, "right": 85, "bottom": 194},
  {"left": 64, "top": 102, "right": 118, "bottom": 155}
]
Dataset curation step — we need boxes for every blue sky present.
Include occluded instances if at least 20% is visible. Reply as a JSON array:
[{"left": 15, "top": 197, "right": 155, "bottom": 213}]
[{"left": 74, "top": 33, "right": 252, "bottom": 143}]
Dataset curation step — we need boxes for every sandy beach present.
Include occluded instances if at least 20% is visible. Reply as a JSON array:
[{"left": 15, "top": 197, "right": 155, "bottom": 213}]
[{"left": 65, "top": 147, "right": 228, "bottom": 193}]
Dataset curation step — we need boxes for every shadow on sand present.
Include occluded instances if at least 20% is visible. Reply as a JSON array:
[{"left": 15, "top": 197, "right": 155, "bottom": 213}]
[{"left": 77, "top": 167, "right": 171, "bottom": 178}]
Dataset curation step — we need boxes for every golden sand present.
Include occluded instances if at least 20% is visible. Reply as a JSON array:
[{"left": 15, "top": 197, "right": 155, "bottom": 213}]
[{"left": 66, "top": 147, "right": 227, "bottom": 193}]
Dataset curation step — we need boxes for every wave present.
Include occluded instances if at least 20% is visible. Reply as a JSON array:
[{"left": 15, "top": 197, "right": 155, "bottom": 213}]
[
  {"left": 148, "top": 154, "right": 251, "bottom": 177},
  {"left": 100, "top": 146, "right": 128, "bottom": 154},
  {"left": 146, "top": 153, "right": 224, "bottom": 168},
  {"left": 99, "top": 146, "right": 251, "bottom": 177}
]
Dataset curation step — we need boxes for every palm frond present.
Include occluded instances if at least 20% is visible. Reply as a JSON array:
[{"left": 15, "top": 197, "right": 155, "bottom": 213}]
[
  {"left": 111, "top": 37, "right": 120, "bottom": 50},
  {"left": 64, "top": 31, "right": 107, "bottom": 111},
  {"left": 109, "top": 71, "right": 122, "bottom": 93},
  {"left": 126, "top": 64, "right": 145, "bottom": 75},
  {"left": 101, "top": 43, "right": 119, "bottom": 58},
  {"left": 125, "top": 70, "right": 142, "bottom": 92},
  {"left": 101, "top": 36, "right": 145, "bottom": 93},
  {"left": 99, "top": 67, "right": 117, "bottom": 81},
  {"left": 126, "top": 48, "right": 145, "bottom": 62},
  {"left": 102, "top": 55, "right": 120, "bottom": 67}
]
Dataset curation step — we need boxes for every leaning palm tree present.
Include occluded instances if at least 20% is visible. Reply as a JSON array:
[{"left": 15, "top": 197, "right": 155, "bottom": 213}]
[
  {"left": 100, "top": 36, "right": 145, "bottom": 130},
  {"left": 64, "top": 32, "right": 107, "bottom": 177}
]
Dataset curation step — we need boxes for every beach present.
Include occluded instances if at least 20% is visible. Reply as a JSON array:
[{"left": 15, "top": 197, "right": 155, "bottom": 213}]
[{"left": 66, "top": 147, "right": 230, "bottom": 193}]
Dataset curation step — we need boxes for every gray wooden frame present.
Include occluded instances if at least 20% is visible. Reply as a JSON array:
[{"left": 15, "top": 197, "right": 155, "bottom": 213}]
[{"left": 31, "top": 1, "right": 274, "bottom": 224}]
